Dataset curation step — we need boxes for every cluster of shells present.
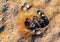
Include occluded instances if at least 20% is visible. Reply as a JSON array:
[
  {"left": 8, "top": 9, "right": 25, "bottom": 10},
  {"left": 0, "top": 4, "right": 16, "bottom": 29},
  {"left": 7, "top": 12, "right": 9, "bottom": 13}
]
[{"left": 0, "top": 0, "right": 60, "bottom": 42}]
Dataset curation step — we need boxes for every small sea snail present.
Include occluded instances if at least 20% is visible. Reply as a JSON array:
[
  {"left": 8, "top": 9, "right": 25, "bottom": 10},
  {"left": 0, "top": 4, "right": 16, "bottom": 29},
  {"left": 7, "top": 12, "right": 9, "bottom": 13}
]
[
  {"left": 0, "top": 25, "right": 5, "bottom": 33},
  {"left": 37, "top": 10, "right": 42, "bottom": 15},
  {"left": 21, "top": 2, "right": 32, "bottom": 11}
]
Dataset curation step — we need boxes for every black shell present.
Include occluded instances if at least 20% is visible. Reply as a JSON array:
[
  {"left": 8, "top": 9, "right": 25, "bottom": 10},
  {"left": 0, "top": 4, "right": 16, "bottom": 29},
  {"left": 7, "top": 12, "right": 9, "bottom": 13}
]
[{"left": 0, "top": 26, "right": 5, "bottom": 33}]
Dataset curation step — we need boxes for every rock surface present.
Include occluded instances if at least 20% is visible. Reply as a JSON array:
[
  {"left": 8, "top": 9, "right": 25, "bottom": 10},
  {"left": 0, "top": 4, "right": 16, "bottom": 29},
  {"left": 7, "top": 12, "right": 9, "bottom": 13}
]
[{"left": 0, "top": 0, "right": 60, "bottom": 42}]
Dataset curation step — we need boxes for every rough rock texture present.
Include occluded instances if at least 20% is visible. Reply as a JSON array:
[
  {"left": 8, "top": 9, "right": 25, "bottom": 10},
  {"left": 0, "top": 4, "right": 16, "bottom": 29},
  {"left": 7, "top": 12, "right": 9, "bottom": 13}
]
[{"left": 0, "top": 0, "right": 60, "bottom": 42}]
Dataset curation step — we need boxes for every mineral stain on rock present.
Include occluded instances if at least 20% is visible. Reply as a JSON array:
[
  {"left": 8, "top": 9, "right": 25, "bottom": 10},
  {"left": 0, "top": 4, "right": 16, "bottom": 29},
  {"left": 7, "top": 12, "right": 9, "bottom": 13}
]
[{"left": 45, "top": 0, "right": 51, "bottom": 4}]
